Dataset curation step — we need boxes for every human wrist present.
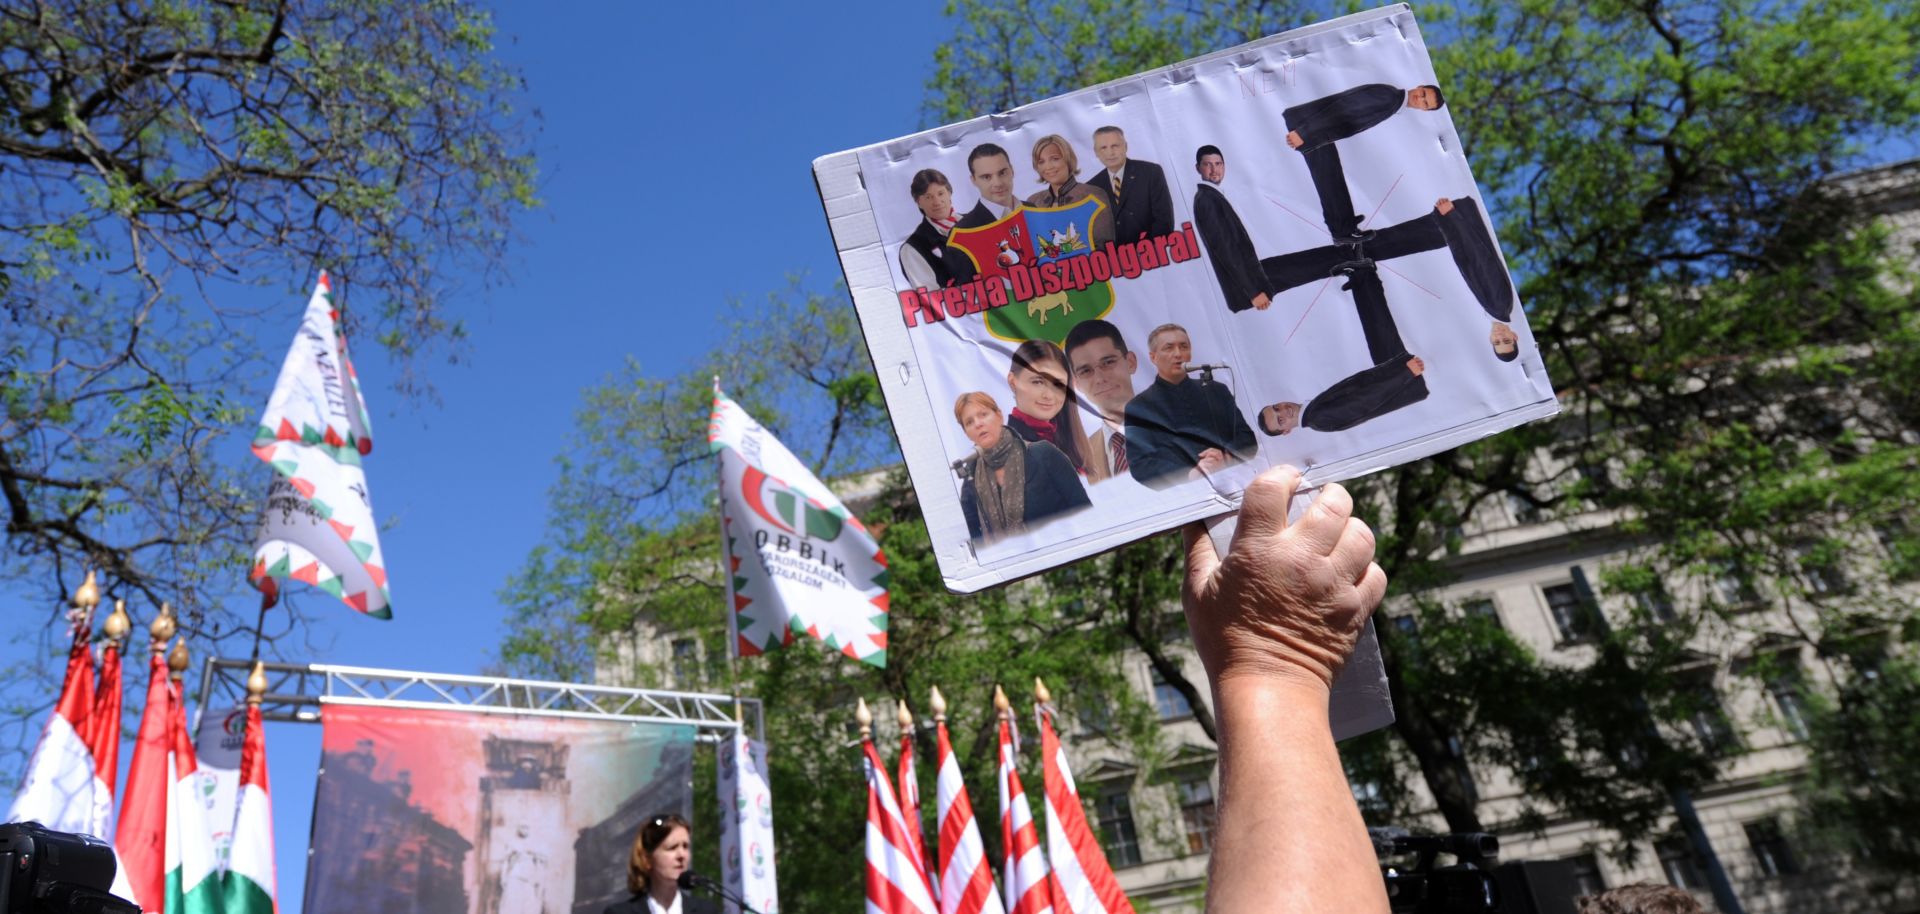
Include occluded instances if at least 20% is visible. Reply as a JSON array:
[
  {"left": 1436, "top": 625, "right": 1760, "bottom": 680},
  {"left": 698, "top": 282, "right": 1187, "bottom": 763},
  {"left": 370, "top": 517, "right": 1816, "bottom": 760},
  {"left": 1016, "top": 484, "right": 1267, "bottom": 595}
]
[{"left": 1211, "top": 665, "right": 1332, "bottom": 729}]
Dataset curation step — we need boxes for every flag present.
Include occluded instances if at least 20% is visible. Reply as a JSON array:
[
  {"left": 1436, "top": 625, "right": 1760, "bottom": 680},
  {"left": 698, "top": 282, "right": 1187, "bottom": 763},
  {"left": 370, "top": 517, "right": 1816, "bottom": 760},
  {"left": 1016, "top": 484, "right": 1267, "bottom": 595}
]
[
  {"left": 997, "top": 718, "right": 1055, "bottom": 914},
  {"left": 899, "top": 729, "right": 934, "bottom": 905},
  {"left": 710, "top": 382, "right": 888, "bottom": 666},
  {"left": 119, "top": 648, "right": 171, "bottom": 913},
  {"left": 84, "top": 634, "right": 124, "bottom": 838},
  {"left": 248, "top": 271, "right": 391, "bottom": 619},
  {"left": 1036, "top": 706, "right": 1133, "bottom": 914},
  {"left": 865, "top": 739, "right": 939, "bottom": 914},
  {"left": 166, "top": 674, "right": 222, "bottom": 914},
  {"left": 716, "top": 733, "right": 780, "bottom": 914},
  {"left": 934, "top": 715, "right": 1005, "bottom": 914},
  {"left": 6, "top": 626, "right": 98, "bottom": 836},
  {"left": 221, "top": 702, "right": 276, "bottom": 914}
]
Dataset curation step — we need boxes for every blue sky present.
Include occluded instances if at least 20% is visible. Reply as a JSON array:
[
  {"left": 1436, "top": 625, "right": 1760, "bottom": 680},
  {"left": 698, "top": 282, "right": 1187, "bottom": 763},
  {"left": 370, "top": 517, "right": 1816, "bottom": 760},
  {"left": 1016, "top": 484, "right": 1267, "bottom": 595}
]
[{"left": 231, "top": 2, "right": 944, "bottom": 908}]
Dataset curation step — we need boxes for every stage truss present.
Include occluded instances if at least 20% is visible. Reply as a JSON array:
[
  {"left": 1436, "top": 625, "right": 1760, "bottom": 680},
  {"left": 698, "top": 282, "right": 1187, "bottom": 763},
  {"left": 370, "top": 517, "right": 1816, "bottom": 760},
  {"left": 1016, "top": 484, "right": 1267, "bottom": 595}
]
[{"left": 197, "top": 658, "right": 763, "bottom": 743}]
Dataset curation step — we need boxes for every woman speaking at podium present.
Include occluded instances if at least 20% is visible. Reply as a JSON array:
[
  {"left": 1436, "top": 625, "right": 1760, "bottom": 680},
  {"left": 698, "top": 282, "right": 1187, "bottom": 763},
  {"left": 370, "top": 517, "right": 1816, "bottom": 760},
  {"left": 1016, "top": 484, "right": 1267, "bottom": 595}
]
[{"left": 603, "top": 814, "right": 717, "bottom": 914}]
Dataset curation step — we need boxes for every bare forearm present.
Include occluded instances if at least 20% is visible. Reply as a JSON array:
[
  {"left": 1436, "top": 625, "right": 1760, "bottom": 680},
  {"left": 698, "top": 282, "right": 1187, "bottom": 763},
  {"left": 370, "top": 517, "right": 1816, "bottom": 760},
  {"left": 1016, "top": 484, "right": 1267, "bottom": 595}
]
[{"left": 1207, "top": 676, "right": 1387, "bottom": 914}]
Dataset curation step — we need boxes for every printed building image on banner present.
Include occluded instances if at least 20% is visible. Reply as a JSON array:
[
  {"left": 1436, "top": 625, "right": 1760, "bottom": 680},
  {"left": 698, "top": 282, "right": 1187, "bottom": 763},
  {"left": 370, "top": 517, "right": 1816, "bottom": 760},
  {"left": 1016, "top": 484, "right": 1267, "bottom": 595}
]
[
  {"left": 305, "top": 704, "right": 695, "bottom": 914},
  {"left": 816, "top": 3, "right": 1560, "bottom": 593}
]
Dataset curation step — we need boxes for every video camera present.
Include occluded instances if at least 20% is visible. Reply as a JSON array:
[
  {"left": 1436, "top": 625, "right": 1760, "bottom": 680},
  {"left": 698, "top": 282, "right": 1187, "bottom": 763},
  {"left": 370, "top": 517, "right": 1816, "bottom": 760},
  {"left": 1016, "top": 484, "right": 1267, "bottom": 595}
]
[
  {"left": 0, "top": 823, "right": 139, "bottom": 914},
  {"left": 1372, "top": 828, "right": 1579, "bottom": 914}
]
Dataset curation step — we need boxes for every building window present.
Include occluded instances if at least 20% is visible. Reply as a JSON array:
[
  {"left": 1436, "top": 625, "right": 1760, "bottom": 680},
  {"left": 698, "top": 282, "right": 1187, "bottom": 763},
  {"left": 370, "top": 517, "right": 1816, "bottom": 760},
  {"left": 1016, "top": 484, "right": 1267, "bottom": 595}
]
[
  {"left": 1564, "top": 852, "right": 1606, "bottom": 898},
  {"left": 1712, "top": 562, "right": 1760, "bottom": 607},
  {"left": 1543, "top": 583, "right": 1598, "bottom": 644},
  {"left": 1794, "top": 543, "right": 1848, "bottom": 596},
  {"left": 1685, "top": 680, "right": 1739, "bottom": 754},
  {"left": 1656, "top": 835, "right": 1706, "bottom": 890},
  {"left": 1387, "top": 614, "right": 1422, "bottom": 652},
  {"left": 1745, "top": 819, "right": 1800, "bottom": 877},
  {"left": 1092, "top": 790, "right": 1141, "bottom": 867},
  {"left": 1176, "top": 774, "right": 1218, "bottom": 854},
  {"left": 1766, "top": 671, "right": 1809, "bottom": 741},
  {"left": 1634, "top": 584, "right": 1677, "bottom": 623},
  {"left": 1076, "top": 697, "right": 1113, "bottom": 737},
  {"left": 1507, "top": 491, "right": 1542, "bottom": 525},
  {"left": 670, "top": 638, "right": 698, "bottom": 689},
  {"left": 1459, "top": 598, "right": 1501, "bottom": 627},
  {"left": 1151, "top": 667, "right": 1192, "bottom": 721}
]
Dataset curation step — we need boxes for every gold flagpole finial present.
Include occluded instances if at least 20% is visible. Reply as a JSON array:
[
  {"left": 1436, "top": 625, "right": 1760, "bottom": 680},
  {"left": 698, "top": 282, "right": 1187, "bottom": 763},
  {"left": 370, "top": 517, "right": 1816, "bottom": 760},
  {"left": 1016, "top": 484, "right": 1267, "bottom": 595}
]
[
  {"left": 1034, "top": 677, "right": 1052, "bottom": 705},
  {"left": 856, "top": 696, "right": 873, "bottom": 739},
  {"left": 167, "top": 638, "right": 190, "bottom": 681},
  {"left": 103, "top": 599, "right": 131, "bottom": 644},
  {"left": 73, "top": 570, "right": 101, "bottom": 611},
  {"left": 993, "top": 684, "right": 1011, "bottom": 719},
  {"left": 247, "top": 661, "right": 268, "bottom": 706},
  {"left": 897, "top": 699, "right": 914, "bottom": 732},
  {"left": 150, "top": 602, "right": 176, "bottom": 649},
  {"left": 929, "top": 686, "right": 948, "bottom": 723}
]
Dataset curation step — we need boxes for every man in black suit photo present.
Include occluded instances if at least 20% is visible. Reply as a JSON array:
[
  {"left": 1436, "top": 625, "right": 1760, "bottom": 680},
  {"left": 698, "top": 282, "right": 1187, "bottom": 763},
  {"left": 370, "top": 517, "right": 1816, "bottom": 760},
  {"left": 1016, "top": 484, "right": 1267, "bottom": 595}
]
[
  {"left": 1087, "top": 126, "right": 1174, "bottom": 243},
  {"left": 945, "top": 143, "right": 1022, "bottom": 287}
]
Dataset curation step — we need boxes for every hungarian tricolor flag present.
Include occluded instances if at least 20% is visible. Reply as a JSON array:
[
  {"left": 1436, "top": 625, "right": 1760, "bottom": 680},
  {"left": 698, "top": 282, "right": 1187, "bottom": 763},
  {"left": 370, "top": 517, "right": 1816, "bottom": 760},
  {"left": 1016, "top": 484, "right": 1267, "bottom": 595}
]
[
  {"left": 997, "top": 716, "right": 1056, "bottom": 914},
  {"left": 221, "top": 701, "right": 276, "bottom": 913},
  {"left": 165, "top": 673, "right": 221, "bottom": 913},
  {"left": 249, "top": 271, "right": 392, "bottom": 619},
  {"left": 865, "top": 734, "right": 938, "bottom": 914},
  {"left": 1037, "top": 703, "right": 1133, "bottom": 914},
  {"left": 711, "top": 381, "right": 889, "bottom": 666},
  {"left": 118, "top": 648, "right": 171, "bottom": 912},
  {"left": 6, "top": 624, "right": 99, "bottom": 835},
  {"left": 934, "top": 710, "right": 1004, "bottom": 914}
]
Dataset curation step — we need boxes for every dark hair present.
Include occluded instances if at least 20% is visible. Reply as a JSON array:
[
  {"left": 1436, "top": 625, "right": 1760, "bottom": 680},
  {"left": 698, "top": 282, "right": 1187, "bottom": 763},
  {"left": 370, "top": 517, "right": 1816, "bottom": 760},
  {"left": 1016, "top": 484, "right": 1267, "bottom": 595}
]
[
  {"left": 1064, "top": 319, "right": 1129, "bottom": 359},
  {"left": 628, "top": 812, "right": 691, "bottom": 895},
  {"left": 1576, "top": 884, "right": 1704, "bottom": 914},
  {"left": 909, "top": 168, "right": 951, "bottom": 200},
  {"left": 1008, "top": 339, "right": 1088, "bottom": 471},
  {"left": 1418, "top": 84, "right": 1446, "bottom": 108},
  {"left": 967, "top": 143, "right": 1010, "bottom": 174},
  {"left": 1195, "top": 144, "right": 1223, "bottom": 165},
  {"left": 1494, "top": 345, "right": 1519, "bottom": 363}
]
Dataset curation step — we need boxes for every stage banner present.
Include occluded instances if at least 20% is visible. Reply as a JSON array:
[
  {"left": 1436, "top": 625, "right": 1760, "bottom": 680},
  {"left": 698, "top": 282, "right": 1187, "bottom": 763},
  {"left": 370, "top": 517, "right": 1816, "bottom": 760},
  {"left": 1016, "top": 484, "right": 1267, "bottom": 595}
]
[
  {"left": 191, "top": 706, "right": 246, "bottom": 871},
  {"left": 814, "top": 4, "right": 1559, "bottom": 594},
  {"left": 305, "top": 704, "right": 696, "bottom": 914},
  {"left": 715, "top": 733, "right": 780, "bottom": 914}
]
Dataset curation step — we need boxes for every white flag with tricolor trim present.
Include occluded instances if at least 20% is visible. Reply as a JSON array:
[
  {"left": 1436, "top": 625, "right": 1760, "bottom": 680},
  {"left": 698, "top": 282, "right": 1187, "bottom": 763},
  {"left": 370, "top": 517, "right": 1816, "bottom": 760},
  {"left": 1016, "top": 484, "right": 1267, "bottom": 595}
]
[
  {"left": 716, "top": 733, "right": 779, "bottom": 914},
  {"left": 248, "top": 272, "right": 391, "bottom": 619},
  {"left": 710, "top": 382, "right": 888, "bottom": 665}
]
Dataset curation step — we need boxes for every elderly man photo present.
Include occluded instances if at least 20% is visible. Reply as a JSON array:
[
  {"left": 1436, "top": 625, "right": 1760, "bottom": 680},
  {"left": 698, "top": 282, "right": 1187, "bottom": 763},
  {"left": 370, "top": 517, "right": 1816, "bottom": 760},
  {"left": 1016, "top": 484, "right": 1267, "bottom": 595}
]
[
  {"left": 1085, "top": 126, "right": 1174, "bottom": 243},
  {"left": 1123, "top": 323, "right": 1258, "bottom": 489}
]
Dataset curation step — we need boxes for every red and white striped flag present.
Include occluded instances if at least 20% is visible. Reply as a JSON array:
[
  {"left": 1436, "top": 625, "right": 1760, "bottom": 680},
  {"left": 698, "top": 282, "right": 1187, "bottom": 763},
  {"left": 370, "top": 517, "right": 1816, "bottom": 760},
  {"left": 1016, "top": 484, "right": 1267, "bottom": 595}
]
[
  {"left": 997, "top": 715, "right": 1056, "bottom": 914},
  {"left": 898, "top": 718, "right": 935, "bottom": 904},
  {"left": 933, "top": 705, "right": 1004, "bottom": 914},
  {"left": 83, "top": 628, "right": 124, "bottom": 839},
  {"left": 1037, "top": 703, "right": 1134, "bottom": 914},
  {"left": 865, "top": 734, "right": 939, "bottom": 914}
]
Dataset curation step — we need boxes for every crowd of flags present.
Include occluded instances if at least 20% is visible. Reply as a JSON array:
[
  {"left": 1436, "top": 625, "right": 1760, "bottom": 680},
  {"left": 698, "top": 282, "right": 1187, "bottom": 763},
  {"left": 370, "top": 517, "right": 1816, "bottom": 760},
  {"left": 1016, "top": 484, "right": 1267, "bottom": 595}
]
[
  {"left": 6, "top": 579, "right": 277, "bottom": 914},
  {"left": 861, "top": 683, "right": 1137, "bottom": 914}
]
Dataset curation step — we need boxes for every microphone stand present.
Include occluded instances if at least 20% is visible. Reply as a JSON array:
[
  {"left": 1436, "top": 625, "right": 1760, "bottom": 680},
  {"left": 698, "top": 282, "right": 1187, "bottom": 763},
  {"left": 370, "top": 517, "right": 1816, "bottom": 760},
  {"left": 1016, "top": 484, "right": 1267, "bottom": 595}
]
[{"left": 680, "top": 873, "right": 768, "bottom": 914}]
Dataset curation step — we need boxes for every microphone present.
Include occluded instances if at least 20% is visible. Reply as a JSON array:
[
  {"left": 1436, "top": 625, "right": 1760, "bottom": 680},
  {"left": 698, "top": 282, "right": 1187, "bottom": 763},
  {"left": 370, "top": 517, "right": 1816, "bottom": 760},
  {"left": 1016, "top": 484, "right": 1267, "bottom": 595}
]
[
  {"left": 1183, "top": 362, "right": 1229, "bottom": 373},
  {"left": 677, "top": 870, "right": 767, "bottom": 914}
]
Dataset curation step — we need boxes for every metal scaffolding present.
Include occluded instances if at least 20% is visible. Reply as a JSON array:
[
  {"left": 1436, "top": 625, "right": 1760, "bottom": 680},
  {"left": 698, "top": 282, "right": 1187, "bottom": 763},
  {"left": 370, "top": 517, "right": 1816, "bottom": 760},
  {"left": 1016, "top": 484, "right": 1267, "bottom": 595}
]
[{"left": 197, "top": 658, "right": 763, "bottom": 742}]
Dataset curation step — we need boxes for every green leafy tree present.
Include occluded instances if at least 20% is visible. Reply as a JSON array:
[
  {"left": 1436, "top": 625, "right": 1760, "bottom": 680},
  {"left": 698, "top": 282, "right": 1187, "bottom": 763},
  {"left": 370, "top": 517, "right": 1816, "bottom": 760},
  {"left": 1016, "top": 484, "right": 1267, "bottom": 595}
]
[
  {"left": 928, "top": 0, "right": 1920, "bottom": 850},
  {"left": 0, "top": 0, "right": 535, "bottom": 760},
  {"left": 1795, "top": 654, "right": 1920, "bottom": 890}
]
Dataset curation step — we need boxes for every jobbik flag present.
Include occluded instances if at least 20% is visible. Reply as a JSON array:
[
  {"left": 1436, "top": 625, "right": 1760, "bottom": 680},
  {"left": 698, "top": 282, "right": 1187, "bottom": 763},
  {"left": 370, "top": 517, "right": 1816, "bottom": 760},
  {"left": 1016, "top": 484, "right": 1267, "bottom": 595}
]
[
  {"left": 716, "top": 733, "right": 780, "bottom": 914},
  {"left": 248, "top": 271, "right": 392, "bottom": 619},
  {"left": 710, "top": 382, "right": 889, "bottom": 666}
]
